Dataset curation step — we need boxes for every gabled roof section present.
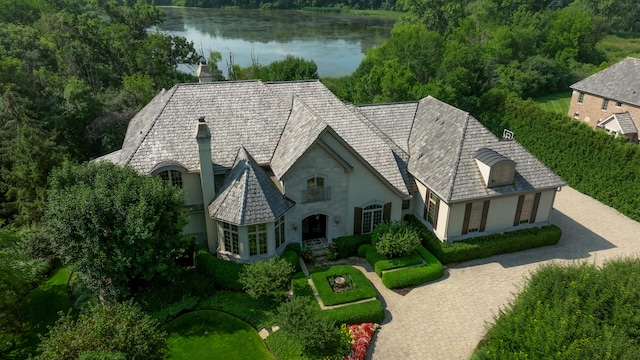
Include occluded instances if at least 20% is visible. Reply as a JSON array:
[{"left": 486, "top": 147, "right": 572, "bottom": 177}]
[
  {"left": 209, "top": 147, "right": 295, "bottom": 226},
  {"left": 409, "top": 97, "right": 565, "bottom": 202},
  {"left": 123, "top": 81, "right": 292, "bottom": 174},
  {"left": 270, "top": 96, "right": 330, "bottom": 178},
  {"left": 356, "top": 102, "right": 418, "bottom": 154},
  {"left": 597, "top": 112, "right": 639, "bottom": 134},
  {"left": 570, "top": 57, "right": 640, "bottom": 106},
  {"left": 265, "top": 81, "right": 409, "bottom": 196}
]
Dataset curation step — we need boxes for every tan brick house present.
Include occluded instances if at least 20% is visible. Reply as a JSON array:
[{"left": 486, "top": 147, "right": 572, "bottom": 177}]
[{"left": 568, "top": 57, "right": 640, "bottom": 143}]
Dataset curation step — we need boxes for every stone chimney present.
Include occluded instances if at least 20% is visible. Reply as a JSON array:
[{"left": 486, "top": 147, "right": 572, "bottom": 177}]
[
  {"left": 195, "top": 116, "right": 217, "bottom": 251},
  {"left": 196, "top": 58, "right": 213, "bottom": 83}
]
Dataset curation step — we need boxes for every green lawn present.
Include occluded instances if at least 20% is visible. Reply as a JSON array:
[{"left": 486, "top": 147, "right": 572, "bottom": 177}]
[
  {"left": 310, "top": 265, "right": 377, "bottom": 306},
  {"left": 165, "top": 310, "right": 274, "bottom": 360},
  {"left": 12, "top": 267, "right": 73, "bottom": 359},
  {"left": 535, "top": 91, "right": 572, "bottom": 115}
]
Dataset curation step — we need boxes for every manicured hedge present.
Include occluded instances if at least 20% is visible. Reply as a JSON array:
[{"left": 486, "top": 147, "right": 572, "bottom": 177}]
[
  {"left": 358, "top": 244, "right": 388, "bottom": 270},
  {"left": 195, "top": 250, "right": 244, "bottom": 291},
  {"left": 406, "top": 215, "right": 562, "bottom": 264},
  {"left": 333, "top": 234, "right": 372, "bottom": 258},
  {"left": 374, "top": 251, "right": 423, "bottom": 277},
  {"left": 321, "top": 299, "right": 385, "bottom": 324},
  {"left": 284, "top": 242, "right": 302, "bottom": 256},
  {"left": 291, "top": 271, "right": 314, "bottom": 297},
  {"left": 309, "top": 265, "right": 377, "bottom": 306},
  {"left": 281, "top": 250, "right": 302, "bottom": 273},
  {"left": 380, "top": 246, "right": 444, "bottom": 289}
]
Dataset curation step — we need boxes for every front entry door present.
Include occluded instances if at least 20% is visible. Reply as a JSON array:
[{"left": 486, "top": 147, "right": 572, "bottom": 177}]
[{"left": 302, "top": 214, "right": 327, "bottom": 241}]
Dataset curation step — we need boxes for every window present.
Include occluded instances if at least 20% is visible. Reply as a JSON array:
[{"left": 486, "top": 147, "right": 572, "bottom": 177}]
[
  {"left": 577, "top": 92, "right": 584, "bottom": 104},
  {"left": 466, "top": 202, "right": 484, "bottom": 232},
  {"left": 222, "top": 222, "right": 239, "bottom": 255},
  {"left": 462, "top": 200, "right": 490, "bottom": 234},
  {"left": 616, "top": 101, "right": 622, "bottom": 107},
  {"left": 275, "top": 216, "right": 286, "bottom": 249},
  {"left": 601, "top": 99, "right": 609, "bottom": 111},
  {"left": 426, "top": 192, "right": 438, "bottom": 226},
  {"left": 402, "top": 199, "right": 411, "bottom": 210},
  {"left": 519, "top": 194, "right": 535, "bottom": 224},
  {"left": 304, "top": 177, "right": 329, "bottom": 202},
  {"left": 362, "top": 204, "right": 383, "bottom": 234},
  {"left": 514, "top": 192, "right": 541, "bottom": 226},
  {"left": 248, "top": 223, "right": 268, "bottom": 256},
  {"left": 159, "top": 170, "right": 183, "bottom": 188}
]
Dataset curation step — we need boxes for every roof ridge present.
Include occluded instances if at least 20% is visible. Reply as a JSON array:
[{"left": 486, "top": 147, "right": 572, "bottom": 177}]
[
  {"left": 124, "top": 86, "right": 179, "bottom": 165},
  {"left": 445, "top": 113, "right": 471, "bottom": 202},
  {"left": 350, "top": 105, "right": 408, "bottom": 158}
]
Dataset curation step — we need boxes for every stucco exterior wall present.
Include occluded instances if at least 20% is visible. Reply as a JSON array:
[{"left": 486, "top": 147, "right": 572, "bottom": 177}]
[
  {"left": 282, "top": 142, "right": 349, "bottom": 244},
  {"left": 183, "top": 172, "right": 203, "bottom": 206},
  {"left": 569, "top": 90, "right": 640, "bottom": 131},
  {"left": 319, "top": 134, "right": 402, "bottom": 232}
]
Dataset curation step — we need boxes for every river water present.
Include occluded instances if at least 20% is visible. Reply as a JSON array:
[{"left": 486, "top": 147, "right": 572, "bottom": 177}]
[{"left": 154, "top": 7, "right": 395, "bottom": 77}]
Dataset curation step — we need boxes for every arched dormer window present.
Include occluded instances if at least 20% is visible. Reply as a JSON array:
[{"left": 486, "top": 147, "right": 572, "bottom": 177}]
[
  {"left": 474, "top": 148, "right": 516, "bottom": 188},
  {"left": 151, "top": 162, "right": 186, "bottom": 188}
]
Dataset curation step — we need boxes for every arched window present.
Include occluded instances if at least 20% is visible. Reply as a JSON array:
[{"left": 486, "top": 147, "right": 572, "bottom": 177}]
[{"left": 159, "top": 170, "right": 183, "bottom": 188}]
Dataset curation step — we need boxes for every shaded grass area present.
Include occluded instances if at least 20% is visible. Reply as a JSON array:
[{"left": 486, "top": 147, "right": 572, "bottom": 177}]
[
  {"left": 11, "top": 267, "right": 73, "bottom": 359},
  {"left": 598, "top": 33, "right": 640, "bottom": 62},
  {"left": 196, "top": 290, "right": 281, "bottom": 330},
  {"left": 165, "top": 310, "right": 274, "bottom": 360},
  {"left": 535, "top": 91, "right": 571, "bottom": 115},
  {"left": 310, "top": 265, "right": 377, "bottom": 306}
]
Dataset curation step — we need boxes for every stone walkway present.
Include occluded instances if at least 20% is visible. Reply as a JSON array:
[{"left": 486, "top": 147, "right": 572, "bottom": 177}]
[{"left": 366, "top": 186, "right": 640, "bottom": 360}]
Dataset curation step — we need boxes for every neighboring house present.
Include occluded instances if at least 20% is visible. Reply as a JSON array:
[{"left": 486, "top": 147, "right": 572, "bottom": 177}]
[
  {"left": 98, "top": 68, "right": 565, "bottom": 262},
  {"left": 568, "top": 57, "right": 640, "bottom": 143}
]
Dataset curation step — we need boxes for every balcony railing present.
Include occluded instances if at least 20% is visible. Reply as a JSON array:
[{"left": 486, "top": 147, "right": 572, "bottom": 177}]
[{"left": 302, "top": 186, "right": 331, "bottom": 203}]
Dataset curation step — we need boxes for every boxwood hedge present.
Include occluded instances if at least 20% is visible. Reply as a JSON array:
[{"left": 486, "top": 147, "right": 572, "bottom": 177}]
[
  {"left": 195, "top": 250, "right": 244, "bottom": 291},
  {"left": 333, "top": 234, "right": 372, "bottom": 258},
  {"left": 309, "top": 265, "right": 377, "bottom": 306},
  {"left": 321, "top": 299, "right": 385, "bottom": 324},
  {"left": 405, "top": 215, "right": 562, "bottom": 264},
  {"left": 281, "top": 250, "right": 302, "bottom": 273}
]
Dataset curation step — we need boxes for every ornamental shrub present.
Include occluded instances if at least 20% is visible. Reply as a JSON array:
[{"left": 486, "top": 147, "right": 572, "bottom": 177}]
[
  {"left": 284, "top": 242, "right": 302, "bottom": 256},
  {"left": 321, "top": 300, "right": 385, "bottom": 324},
  {"left": 239, "top": 257, "right": 295, "bottom": 299},
  {"left": 374, "top": 251, "right": 424, "bottom": 276},
  {"left": 372, "top": 220, "right": 421, "bottom": 258},
  {"left": 194, "top": 250, "right": 244, "bottom": 290},
  {"left": 281, "top": 250, "right": 302, "bottom": 273},
  {"left": 333, "top": 234, "right": 372, "bottom": 258}
]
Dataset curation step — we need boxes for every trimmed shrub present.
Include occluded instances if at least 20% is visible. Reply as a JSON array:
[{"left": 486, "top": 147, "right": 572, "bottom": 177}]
[
  {"left": 281, "top": 250, "right": 302, "bottom": 273},
  {"left": 333, "top": 234, "right": 372, "bottom": 258},
  {"left": 361, "top": 246, "right": 388, "bottom": 270},
  {"left": 196, "top": 290, "right": 280, "bottom": 329},
  {"left": 321, "top": 299, "right": 385, "bottom": 324},
  {"left": 374, "top": 251, "right": 423, "bottom": 277},
  {"left": 372, "top": 220, "right": 421, "bottom": 258},
  {"left": 239, "top": 257, "right": 295, "bottom": 299},
  {"left": 284, "top": 242, "right": 302, "bottom": 256},
  {"left": 310, "top": 266, "right": 377, "bottom": 306},
  {"left": 150, "top": 295, "right": 199, "bottom": 324},
  {"left": 194, "top": 250, "right": 244, "bottom": 291},
  {"left": 406, "top": 215, "right": 562, "bottom": 264},
  {"left": 291, "top": 272, "right": 313, "bottom": 298},
  {"left": 381, "top": 263, "right": 444, "bottom": 289}
]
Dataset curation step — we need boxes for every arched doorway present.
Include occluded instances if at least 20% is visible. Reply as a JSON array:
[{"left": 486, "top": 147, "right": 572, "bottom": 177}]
[{"left": 302, "top": 214, "right": 327, "bottom": 242}]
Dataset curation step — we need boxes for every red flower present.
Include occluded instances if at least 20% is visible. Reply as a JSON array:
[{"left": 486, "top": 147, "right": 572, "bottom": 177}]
[{"left": 343, "top": 323, "right": 379, "bottom": 360}]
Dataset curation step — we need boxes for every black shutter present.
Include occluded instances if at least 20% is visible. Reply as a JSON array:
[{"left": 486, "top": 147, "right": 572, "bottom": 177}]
[
  {"left": 383, "top": 202, "right": 392, "bottom": 222},
  {"left": 480, "top": 200, "right": 490, "bottom": 232},
  {"left": 462, "top": 203, "right": 472, "bottom": 235},
  {"left": 530, "top": 192, "right": 541, "bottom": 223},
  {"left": 514, "top": 195, "right": 525, "bottom": 226},
  {"left": 353, "top": 207, "right": 362, "bottom": 234},
  {"left": 432, "top": 198, "right": 440, "bottom": 230}
]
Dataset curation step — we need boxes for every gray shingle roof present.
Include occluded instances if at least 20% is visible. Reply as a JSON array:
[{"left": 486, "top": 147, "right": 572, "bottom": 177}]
[
  {"left": 265, "top": 81, "right": 409, "bottom": 196},
  {"left": 270, "top": 96, "right": 330, "bottom": 178},
  {"left": 598, "top": 112, "right": 639, "bottom": 134},
  {"left": 109, "top": 80, "right": 563, "bottom": 207},
  {"left": 570, "top": 57, "right": 640, "bottom": 106},
  {"left": 409, "top": 97, "right": 565, "bottom": 202},
  {"left": 209, "top": 147, "right": 294, "bottom": 226}
]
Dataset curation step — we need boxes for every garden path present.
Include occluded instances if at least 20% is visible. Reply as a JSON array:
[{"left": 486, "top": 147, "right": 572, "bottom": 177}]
[{"left": 367, "top": 186, "right": 640, "bottom": 360}]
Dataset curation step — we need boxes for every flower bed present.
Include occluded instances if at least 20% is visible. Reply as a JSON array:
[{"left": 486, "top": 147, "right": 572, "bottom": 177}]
[
  {"left": 328, "top": 275, "right": 354, "bottom": 293},
  {"left": 344, "top": 323, "right": 379, "bottom": 360}
]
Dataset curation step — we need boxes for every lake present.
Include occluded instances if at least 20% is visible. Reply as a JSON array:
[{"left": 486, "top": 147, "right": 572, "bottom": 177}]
[{"left": 153, "top": 7, "right": 395, "bottom": 78}]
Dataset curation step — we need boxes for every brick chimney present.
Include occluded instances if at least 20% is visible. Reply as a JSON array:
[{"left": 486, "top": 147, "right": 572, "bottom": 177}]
[
  {"left": 195, "top": 115, "right": 217, "bottom": 251},
  {"left": 196, "top": 58, "right": 213, "bottom": 83}
]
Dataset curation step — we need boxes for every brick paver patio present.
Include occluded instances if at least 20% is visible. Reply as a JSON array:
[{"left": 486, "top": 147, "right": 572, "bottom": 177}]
[{"left": 366, "top": 186, "right": 640, "bottom": 359}]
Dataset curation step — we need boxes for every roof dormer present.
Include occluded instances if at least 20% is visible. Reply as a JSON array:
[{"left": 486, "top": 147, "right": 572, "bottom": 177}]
[{"left": 474, "top": 148, "right": 516, "bottom": 188}]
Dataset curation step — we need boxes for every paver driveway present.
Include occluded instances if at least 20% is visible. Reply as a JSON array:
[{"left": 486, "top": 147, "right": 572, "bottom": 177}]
[{"left": 367, "top": 186, "right": 640, "bottom": 360}]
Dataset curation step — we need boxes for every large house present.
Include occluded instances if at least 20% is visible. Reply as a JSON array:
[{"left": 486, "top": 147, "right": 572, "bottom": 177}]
[
  {"left": 99, "top": 70, "right": 565, "bottom": 262},
  {"left": 568, "top": 57, "right": 640, "bottom": 143}
]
